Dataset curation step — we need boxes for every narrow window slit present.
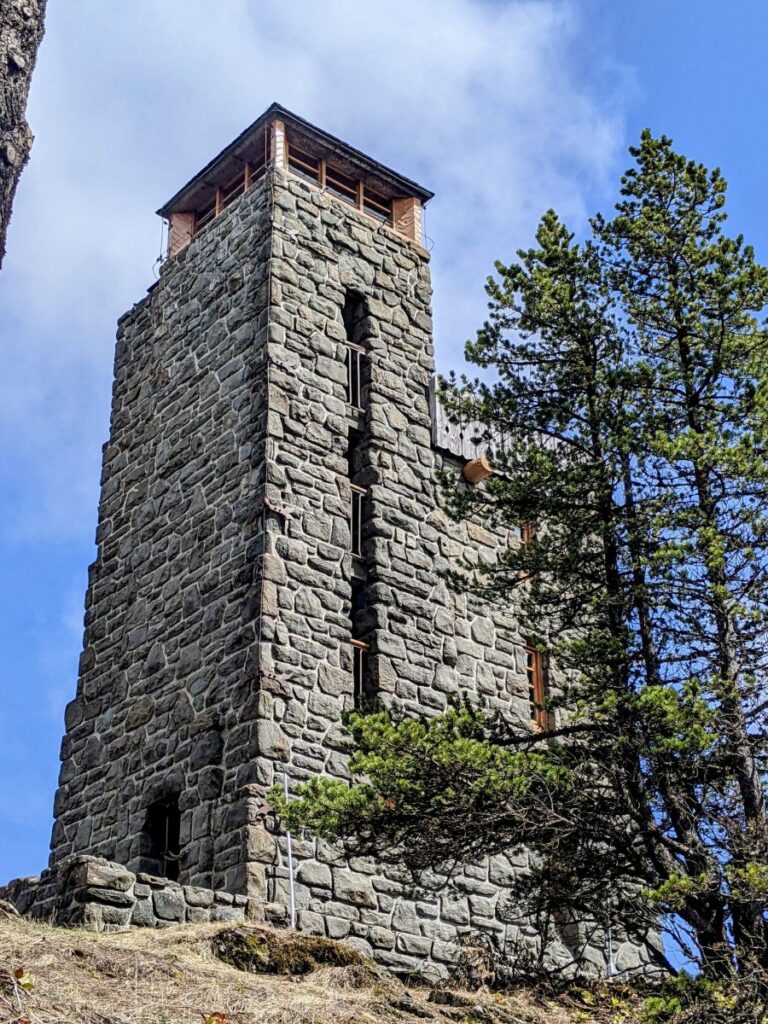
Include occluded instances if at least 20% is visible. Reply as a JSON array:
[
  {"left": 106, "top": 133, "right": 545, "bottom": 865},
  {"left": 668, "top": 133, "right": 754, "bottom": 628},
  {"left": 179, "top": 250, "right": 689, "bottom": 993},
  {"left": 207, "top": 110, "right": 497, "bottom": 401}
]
[
  {"left": 350, "top": 639, "right": 369, "bottom": 706},
  {"left": 347, "top": 428, "right": 367, "bottom": 559},
  {"left": 343, "top": 291, "right": 368, "bottom": 411}
]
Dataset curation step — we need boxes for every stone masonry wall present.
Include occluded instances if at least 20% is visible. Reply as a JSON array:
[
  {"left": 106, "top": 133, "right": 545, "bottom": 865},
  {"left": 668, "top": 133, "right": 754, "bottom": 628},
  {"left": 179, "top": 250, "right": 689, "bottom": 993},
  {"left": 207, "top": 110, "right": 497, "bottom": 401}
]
[
  {"left": 48, "top": 160, "right": 651, "bottom": 979},
  {"left": 0, "top": 856, "right": 253, "bottom": 932},
  {"left": 239, "top": 171, "right": 630, "bottom": 979},
  {"left": 50, "top": 177, "right": 274, "bottom": 894}
]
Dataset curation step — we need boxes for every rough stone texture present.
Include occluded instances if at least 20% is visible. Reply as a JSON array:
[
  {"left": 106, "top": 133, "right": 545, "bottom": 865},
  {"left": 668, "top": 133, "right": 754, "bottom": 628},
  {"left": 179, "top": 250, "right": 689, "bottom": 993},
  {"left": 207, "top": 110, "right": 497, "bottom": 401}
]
[
  {"left": 0, "top": 856, "right": 254, "bottom": 931},
  {"left": 42, "top": 128, "right": 655, "bottom": 978},
  {"left": 49, "top": 176, "right": 272, "bottom": 892}
]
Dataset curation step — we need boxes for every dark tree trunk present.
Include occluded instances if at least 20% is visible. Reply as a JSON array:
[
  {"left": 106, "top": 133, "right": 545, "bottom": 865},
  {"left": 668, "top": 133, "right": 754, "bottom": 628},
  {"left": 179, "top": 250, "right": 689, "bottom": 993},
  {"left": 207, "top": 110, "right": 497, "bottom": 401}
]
[{"left": 0, "top": 0, "right": 46, "bottom": 271}]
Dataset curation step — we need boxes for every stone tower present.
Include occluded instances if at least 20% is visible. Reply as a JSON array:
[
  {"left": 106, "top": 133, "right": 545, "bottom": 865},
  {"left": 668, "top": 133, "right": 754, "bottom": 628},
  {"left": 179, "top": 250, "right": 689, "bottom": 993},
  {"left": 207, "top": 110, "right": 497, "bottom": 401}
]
[{"left": 45, "top": 104, "right": 651, "bottom": 974}]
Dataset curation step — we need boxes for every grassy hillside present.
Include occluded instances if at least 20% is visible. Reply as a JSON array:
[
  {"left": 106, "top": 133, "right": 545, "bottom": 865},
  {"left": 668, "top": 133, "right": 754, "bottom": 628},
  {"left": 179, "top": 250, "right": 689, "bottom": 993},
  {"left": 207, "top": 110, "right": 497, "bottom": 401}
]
[{"left": 0, "top": 914, "right": 606, "bottom": 1024}]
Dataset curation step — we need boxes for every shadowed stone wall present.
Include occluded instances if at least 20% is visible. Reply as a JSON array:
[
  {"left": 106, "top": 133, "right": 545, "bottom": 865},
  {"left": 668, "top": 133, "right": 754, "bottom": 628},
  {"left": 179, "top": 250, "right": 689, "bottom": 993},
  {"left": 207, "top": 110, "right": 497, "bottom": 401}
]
[{"left": 51, "top": 177, "right": 273, "bottom": 894}]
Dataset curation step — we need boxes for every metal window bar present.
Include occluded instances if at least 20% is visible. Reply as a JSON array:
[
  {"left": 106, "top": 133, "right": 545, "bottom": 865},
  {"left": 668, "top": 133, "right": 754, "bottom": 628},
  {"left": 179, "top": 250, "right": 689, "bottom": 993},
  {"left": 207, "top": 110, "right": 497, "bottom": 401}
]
[
  {"left": 161, "top": 810, "right": 180, "bottom": 881},
  {"left": 346, "top": 342, "right": 366, "bottom": 410},
  {"left": 350, "top": 484, "right": 366, "bottom": 557},
  {"left": 149, "top": 800, "right": 180, "bottom": 881},
  {"left": 350, "top": 638, "right": 369, "bottom": 706}
]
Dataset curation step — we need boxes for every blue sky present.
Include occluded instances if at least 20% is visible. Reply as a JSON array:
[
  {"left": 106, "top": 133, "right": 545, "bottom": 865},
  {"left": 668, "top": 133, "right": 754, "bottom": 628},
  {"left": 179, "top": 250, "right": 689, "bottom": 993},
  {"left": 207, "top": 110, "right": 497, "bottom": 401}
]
[{"left": 0, "top": 0, "right": 765, "bottom": 884}]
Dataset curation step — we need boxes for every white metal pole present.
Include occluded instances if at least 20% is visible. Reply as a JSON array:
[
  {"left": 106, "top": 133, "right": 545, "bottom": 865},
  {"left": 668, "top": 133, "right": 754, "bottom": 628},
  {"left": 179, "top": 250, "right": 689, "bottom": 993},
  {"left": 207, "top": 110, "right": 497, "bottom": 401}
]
[
  {"left": 605, "top": 898, "right": 615, "bottom": 978},
  {"left": 283, "top": 771, "right": 296, "bottom": 929}
]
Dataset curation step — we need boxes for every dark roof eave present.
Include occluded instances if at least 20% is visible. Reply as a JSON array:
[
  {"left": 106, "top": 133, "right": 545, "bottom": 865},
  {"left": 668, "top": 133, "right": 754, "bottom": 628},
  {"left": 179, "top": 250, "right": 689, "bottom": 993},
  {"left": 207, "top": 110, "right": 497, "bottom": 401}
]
[{"left": 156, "top": 102, "right": 434, "bottom": 217}]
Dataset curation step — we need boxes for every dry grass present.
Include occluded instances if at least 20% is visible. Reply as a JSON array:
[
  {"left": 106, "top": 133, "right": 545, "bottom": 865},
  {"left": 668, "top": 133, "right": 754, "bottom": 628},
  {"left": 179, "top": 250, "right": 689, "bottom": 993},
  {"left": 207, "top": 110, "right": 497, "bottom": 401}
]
[{"left": 0, "top": 916, "right": 589, "bottom": 1024}]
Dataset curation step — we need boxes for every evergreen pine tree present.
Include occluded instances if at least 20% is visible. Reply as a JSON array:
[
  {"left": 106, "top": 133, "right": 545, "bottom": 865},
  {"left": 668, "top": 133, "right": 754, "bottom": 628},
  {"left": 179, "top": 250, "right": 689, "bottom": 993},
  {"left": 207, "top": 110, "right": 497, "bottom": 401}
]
[{"left": 277, "top": 133, "right": 768, "bottom": 1005}]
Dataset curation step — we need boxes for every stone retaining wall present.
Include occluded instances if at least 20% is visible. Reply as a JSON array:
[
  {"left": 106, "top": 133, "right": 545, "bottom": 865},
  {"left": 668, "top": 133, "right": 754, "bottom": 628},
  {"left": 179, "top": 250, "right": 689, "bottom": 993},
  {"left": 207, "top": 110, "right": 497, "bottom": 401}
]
[{"left": 0, "top": 856, "right": 255, "bottom": 932}]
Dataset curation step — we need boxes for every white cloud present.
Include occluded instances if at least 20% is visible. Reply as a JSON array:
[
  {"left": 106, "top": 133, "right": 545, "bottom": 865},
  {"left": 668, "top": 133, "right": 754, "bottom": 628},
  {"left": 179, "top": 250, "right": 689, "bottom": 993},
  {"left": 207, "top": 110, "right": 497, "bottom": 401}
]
[{"left": 0, "top": 0, "right": 627, "bottom": 540}]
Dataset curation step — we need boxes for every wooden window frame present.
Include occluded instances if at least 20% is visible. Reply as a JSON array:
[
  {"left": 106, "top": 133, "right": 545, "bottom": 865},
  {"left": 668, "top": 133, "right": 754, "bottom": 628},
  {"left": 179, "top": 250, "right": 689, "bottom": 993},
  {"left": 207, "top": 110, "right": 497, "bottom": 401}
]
[
  {"left": 525, "top": 645, "right": 548, "bottom": 731},
  {"left": 362, "top": 184, "right": 391, "bottom": 223},
  {"left": 194, "top": 195, "right": 217, "bottom": 233},
  {"left": 286, "top": 134, "right": 393, "bottom": 227},
  {"left": 325, "top": 162, "right": 358, "bottom": 206},
  {"left": 287, "top": 142, "right": 322, "bottom": 184},
  {"left": 519, "top": 522, "right": 535, "bottom": 546},
  {"left": 191, "top": 149, "right": 267, "bottom": 238},
  {"left": 219, "top": 170, "right": 246, "bottom": 212}
]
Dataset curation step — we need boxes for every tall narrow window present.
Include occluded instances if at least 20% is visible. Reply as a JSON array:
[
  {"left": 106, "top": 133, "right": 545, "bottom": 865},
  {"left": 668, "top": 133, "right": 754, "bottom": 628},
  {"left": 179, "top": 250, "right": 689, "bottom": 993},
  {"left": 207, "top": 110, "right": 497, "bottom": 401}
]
[
  {"left": 350, "top": 577, "right": 372, "bottom": 706},
  {"left": 347, "top": 428, "right": 367, "bottom": 559},
  {"left": 350, "top": 639, "right": 368, "bottom": 705},
  {"left": 143, "top": 797, "right": 181, "bottom": 880},
  {"left": 351, "top": 485, "right": 366, "bottom": 557},
  {"left": 343, "top": 291, "right": 368, "bottom": 411},
  {"left": 518, "top": 522, "right": 534, "bottom": 546},
  {"left": 526, "top": 646, "right": 548, "bottom": 731}
]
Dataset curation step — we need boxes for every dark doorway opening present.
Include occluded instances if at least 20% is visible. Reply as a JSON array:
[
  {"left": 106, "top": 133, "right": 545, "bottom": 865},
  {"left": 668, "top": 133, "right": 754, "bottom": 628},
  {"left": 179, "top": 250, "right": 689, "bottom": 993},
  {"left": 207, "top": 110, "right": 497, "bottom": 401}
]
[{"left": 142, "top": 796, "right": 181, "bottom": 880}]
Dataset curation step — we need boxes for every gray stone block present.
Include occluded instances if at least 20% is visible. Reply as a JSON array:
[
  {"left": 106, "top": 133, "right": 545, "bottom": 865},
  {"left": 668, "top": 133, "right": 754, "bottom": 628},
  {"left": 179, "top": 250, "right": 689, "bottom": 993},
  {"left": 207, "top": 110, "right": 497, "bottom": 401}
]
[
  {"left": 183, "top": 886, "right": 214, "bottom": 907},
  {"left": 101, "top": 905, "right": 134, "bottom": 927},
  {"left": 326, "top": 916, "right": 352, "bottom": 939},
  {"left": 187, "top": 906, "right": 211, "bottom": 923},
  {"left": 76, "top": 887, "right": 135, "bottom": 909},
  {"left": 153, "top": 888, "right": 185, "bottom": 921},
  {"left": 297, "top": 910, "right": 325, "bottom": 935},
  {"left": 131, "top": 898, "right": 155, "bottom": 926},
  {"left": 391, "top": 901, "right": 420, "bottom": 934},
  {"left": 332, "top": 870, "right": 377, "bottom": 909},
  {"left": 296, "top": 861, "right": 332, "bottom": 889},
  {"left": 396, "top": 934, "right": 432, "bottom": 956},
  {"left": 71, "top": 858, "right": 135, "bottom": 893},
  {"left": 211, "top": 905, "right": 245, "bottom": 923}
]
